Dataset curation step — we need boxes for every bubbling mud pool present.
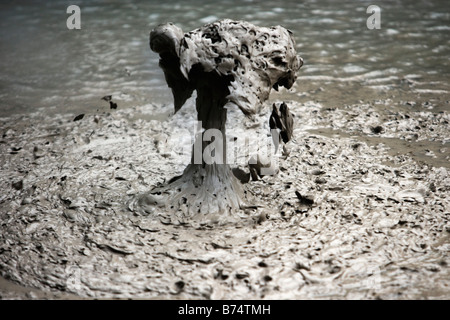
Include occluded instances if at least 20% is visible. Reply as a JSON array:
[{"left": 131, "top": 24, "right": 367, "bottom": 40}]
[
  {"left": 1, "top": 0, "right": 449, "bottom": 300},
  {"left": 0, "top": 96, "right": 449, "bottom": 299}
]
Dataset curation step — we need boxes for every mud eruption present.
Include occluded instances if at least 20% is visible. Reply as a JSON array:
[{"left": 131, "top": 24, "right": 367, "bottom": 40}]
[{"left": 130, "top": 20, "right": 303, "bottom": 224}]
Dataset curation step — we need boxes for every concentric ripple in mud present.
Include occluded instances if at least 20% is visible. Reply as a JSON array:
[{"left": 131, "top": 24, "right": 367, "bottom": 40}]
[{"left": 0, "top": 98, "right": 448, "bottom": 299}]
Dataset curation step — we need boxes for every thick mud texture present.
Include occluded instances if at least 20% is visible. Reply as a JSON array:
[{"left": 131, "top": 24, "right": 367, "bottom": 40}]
[{"left": 0, "top": 98, "right": 449, "bottom": 299}]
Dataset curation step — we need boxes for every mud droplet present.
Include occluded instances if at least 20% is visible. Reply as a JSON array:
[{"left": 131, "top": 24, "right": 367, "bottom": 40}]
[
  {"left": 235, "top": 272, "right": 249, "bottom": 280},
  {"left": 175, "top": 280, "right": 185, "bottom": 291},
  {"left": 263, "top": 275, "right": 272, "bottom": 282},
  {"left": 73, "top": 114, "right": 85, "bottom": 122},
  {"left": 12, "top": 180, "right": 23, "bottom": 190},
  {"left": 110, "top": 101, "right": 118, "bottom": 109},
  {"left": 258, "top": 261, "right": 268, "bottom": 268},
  {"left": 371, "top": 125, "right": 383, "bottom": 134},
  {"left": 295, "top": 191, "right": 314, "bottom": 205},
  {"left": 314, "top": 177, "right": 327, "bottom": 184}
]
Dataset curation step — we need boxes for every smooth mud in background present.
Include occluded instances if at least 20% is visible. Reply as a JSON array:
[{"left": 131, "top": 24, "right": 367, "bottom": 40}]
[{"left": 0, "top": 0, "right": 449, "bottom": 299}]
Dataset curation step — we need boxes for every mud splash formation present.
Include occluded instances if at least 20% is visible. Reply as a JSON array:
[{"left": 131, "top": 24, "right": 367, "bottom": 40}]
[{"left": 129, "top": 20, "right": 302, "bottom": 224}]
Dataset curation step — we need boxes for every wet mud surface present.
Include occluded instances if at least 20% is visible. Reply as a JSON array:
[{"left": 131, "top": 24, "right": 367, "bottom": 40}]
[{"left": 0, "top": 95, "right": 449, "bottom": 299}]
